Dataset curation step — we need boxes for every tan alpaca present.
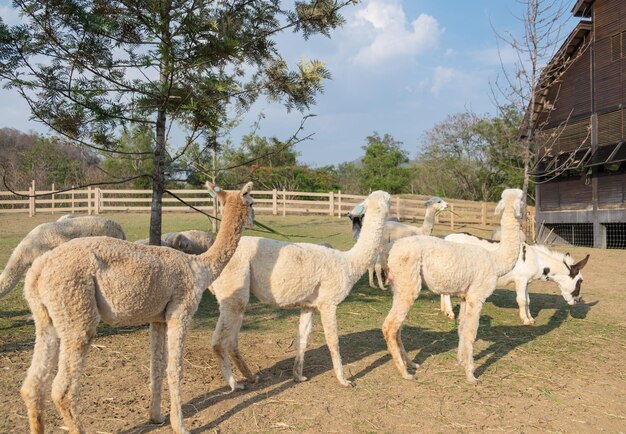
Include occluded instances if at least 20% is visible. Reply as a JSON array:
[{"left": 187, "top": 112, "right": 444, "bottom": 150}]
[
  {"left": 20, "top": 183, "right": 254, "bottom": 434},
  {"left": 349, "top": 197, "right": 448, "bottom": 289},
  {"left": 0, "top": 215, "right": 125, "bottom": 299},
  {"left": 208, "top": 190, "right": 391, "bottom": 390},
  {"left": 136, "top": 229, "right": 214, "bottom": 255},
  {"left": 382, "top": 189, "right": 523, "bottom": 384}
]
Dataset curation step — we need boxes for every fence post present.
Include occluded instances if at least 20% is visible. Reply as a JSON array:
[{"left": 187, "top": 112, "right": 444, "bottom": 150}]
[
  {"left": 329, "top": 191, "right": 334, "bottom": 216},
  {"left": 272, "top": 189, "right": 277, "bottom": 215},
  {"left": 51, "top": 183, "right": 55, "bottom": 214},
  {"left": 282, "top": 189, "right": 286, "bottom": 216},
  {"left": 28, "top": 185, "right": 34, "bottom": 217},
  {"left": 87, "top": 186, "right": 92, "bottom": 215},
  {"left": 337, "top": 190, "right": 342, "bottom": 218},
  {"left": 481, "top": 202, "right": 487, "bottom": 225},
  {"left": 95, "top": 188, "right": 101, "bottom": 214},
  {"left": 450, "top": 203, "right": 455, "bottom": 230},
  {"left": 71, "top": 186, "right": 75, "bottom": 214},
  {"left": 31, "top": 179, "right": 36, "bottom": 216}
]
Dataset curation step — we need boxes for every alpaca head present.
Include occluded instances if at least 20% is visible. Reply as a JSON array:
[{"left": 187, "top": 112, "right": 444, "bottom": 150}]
[
  {"left": 547, "top": 253, "right": 590, "bottom": 305},
  {"left": 495, "top": 188, "right": 524, "bottom": 219},
  {"left": 346, "top": 191, "right": 390, "bottom": 240},
  {"left": 347, "top": 203, "right": 365, "bottom": 240},
  {"left": 207, "top": 182, "right": 255, "bottom": 228},
  {"left": 424, "top": 196, "right": 448, "bottom": 213}
]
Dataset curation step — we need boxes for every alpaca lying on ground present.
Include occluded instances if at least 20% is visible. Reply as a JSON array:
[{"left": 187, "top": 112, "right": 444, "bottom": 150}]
[
  {"left": 0, "top": 215, "right": 125, "bottom": 300},
  {"left": 136, "top": 229, "right": 214, "bottom": 255},
  {"left": 208, "top": 190, "right": 390, "bottom": 390},
  {"left": 440, "top": 233, "right": 590, "bottom": 324},
  {"left": 20, "top": 183, "right": 254, "bottom": 434},
  {"left": 382, "top": 189, "right": 523, "bottom": 384},
  {"left": 348, "top": 196, "right": 448, "bottom": 289}
]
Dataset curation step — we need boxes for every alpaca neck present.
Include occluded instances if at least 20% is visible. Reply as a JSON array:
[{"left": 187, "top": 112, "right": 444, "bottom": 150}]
[
  {"left": 200, "top": 199, "right": 246, "bottom": 279},
  {"left": 344, "top": 208, "right": 386, "bottom": 282},
  {"left": 420, "top": 206, "right": 437, "bottom": 235},
  {"left": 489, "top": 207, "right": 522, "bottom": 276}
]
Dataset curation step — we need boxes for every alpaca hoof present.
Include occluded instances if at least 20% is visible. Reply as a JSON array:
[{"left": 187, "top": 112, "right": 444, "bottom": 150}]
[
  {"left": 408, "top": 362, "right": 419, "bottom": 370},
  {"left": 340, "top": 379, "right": 355, "bottom": 387},
  {"left": 293, "top": 375, "right": 308, "bottom": 383},
  {"left": 230, "top": 382, "right": 246, "bottom": 392},
  {"left": 466, "top": 374, "right": 480, "bottom": 385},
  {"left": 446, "top": 312, "right": 455, "bottom": 320},
  {"left": 523, "top": 318, "right": 535, "bottom": 325},
  {"left": 402, "top": 372, "right": 416, "bottom": 380},
  {"left": 247, "top": 374, "right": 260, "bottom": 384},
  {"left": 150, "top": 414, "right": 165, "bottom": 424}
]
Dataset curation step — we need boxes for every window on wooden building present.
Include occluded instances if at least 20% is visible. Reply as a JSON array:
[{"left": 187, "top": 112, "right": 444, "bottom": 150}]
[
  {"left": 542, "top": 223, "right": 593, "bottom": 247},
  {"left": 605, "top": 223, "right": 626, "bottom": 249}
]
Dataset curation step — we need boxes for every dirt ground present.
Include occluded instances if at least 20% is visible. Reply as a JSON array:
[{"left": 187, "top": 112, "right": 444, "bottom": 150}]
[{"left": 0, "top": 213, "right": 625, "bottom": 433}]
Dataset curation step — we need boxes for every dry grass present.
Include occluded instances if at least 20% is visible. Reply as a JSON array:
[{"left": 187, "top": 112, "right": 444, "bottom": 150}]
[{"left": 0, "top": 212, "right": 625, "bottom": 433}]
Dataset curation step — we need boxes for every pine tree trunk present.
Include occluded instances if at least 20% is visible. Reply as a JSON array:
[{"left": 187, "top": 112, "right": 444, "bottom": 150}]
[{"left": 149, "top": 106, "right": 166, "bottom": 246}]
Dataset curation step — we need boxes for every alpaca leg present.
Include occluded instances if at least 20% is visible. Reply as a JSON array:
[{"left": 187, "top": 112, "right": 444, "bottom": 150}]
[
  {"left": 51, "top": 334, "right": 95, "bottom": 434},
  {"left": 457, "top": 298, "right": 467, "bottom": 366},
  {"left": 21, "top": 313, "right": 59, "bottom": 434},
  {"left": 165, "top": 318, "right": 191, "bottom": 434},
  {"left": 368, "top": 267, "right": 376, "bottom": 288},
  {"left": 374, "top": 263, "right": 387, "bottom": 290},
  {"left": 293, "top": 307, "right": 314, "bottom": 382},
  {"left": 515, "top": 279, "right": 534, "bottom": 325},
  {"left": 212, "top": 307, "right": 244, "bottom": 391},
  {"left": 226, "top": 310, "right": 258, "bottom": 384},
  {"left": 149, "top": 322, "right": 167, "bottom": 424},
  {"left": 440, "top": 295, "right": 455, "bottom": 320},
  {"left": 457, "top": 297, "right": 483, "bottom": 384},
  {"left": 383, "top": 283, "right": 420, "bottom": 380},
  {"left": 396, "top": 327, "right": 418, "bottom": 370},
  {"left": 319, "top": 304, "right": 352, "bottom": 387}
]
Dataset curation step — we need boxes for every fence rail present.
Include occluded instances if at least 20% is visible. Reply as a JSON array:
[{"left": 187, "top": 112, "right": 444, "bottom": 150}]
[{"left": 0, "top": 181, "right": 535, "bottom": 231}]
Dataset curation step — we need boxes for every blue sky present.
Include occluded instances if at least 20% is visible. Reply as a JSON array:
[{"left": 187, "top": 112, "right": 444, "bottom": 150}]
[{"left": 0, "top": 0, "right": 578, "bottom": 166}]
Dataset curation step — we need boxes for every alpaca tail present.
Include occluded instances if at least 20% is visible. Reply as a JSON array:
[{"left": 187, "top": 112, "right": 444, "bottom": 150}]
[{"left": 0, "top": 243, "right": 31, "bottom": 299}]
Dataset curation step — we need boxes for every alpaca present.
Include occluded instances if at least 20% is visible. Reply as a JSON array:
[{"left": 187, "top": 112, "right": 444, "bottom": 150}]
[
  {"left": 348, "top": 196, "right": 448, "bottom": 289},
  {"left": 136, "top": 230, "right": 214, "bottom": 255},
  {"left": 440, "top": 233, "right": 590, "bottom": 324},
  {"left": 0, "top": 215, "right": 126, "bottom": 300},
  {"left": 382, "top": 189, "right": 524, "bottom": 384},
  {"left": 208, "top": 190, "right": 391, "bottom": 390},
  {"left": 20, "top": 182, "right": 254, "bottom": 434}
]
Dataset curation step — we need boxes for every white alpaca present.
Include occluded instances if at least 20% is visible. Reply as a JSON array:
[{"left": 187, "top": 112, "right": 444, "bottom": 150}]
[
  {"left": 440, "top": 233, "right": 590, "bottom": 324},
  {"left": 20, "top": 183, "right": 254, "bottom": 434},
  {"left": 348, "top": 197, "right": 448, "bottom": 289},
  {"left": 136, "top": 230, "right": 214, "bottom": 255},
  {"left": 208, "top": 190, "right": 391, "bottom": 390},
  {"left": 382, "top": 189, "right": 524, "bottom": 384},
  {"left": 0, "top": 215, "right": 125, "bottom": 299}
]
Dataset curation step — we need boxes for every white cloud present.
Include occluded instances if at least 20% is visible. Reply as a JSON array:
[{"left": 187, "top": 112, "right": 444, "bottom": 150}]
[
  {"left": 0, "top": 4, "right": 23, "bottom": 26},
  {"left": 350, "top": 0, "right": 443, "bottom": 67},
  {"left": 430, "top": 66, "right": 455, "bottom": 95},
  {"left": 473, "top": 46, "right": 519, "bottom": 66}
]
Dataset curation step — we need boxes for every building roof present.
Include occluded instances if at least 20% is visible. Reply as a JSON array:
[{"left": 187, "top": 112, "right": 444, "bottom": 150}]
[{"left": 572, "top": 0, "right": 594, "bottom": 18}]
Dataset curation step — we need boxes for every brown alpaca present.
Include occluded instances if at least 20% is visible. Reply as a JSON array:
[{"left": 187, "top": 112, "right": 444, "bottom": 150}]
[{"left": 20, "top": 183, "right": 254, "bottom": 434}]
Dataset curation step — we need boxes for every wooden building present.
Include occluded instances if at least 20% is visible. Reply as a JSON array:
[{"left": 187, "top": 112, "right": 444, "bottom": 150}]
[{"left": 531, "top": 0, "right": 626, "bottom": 248}]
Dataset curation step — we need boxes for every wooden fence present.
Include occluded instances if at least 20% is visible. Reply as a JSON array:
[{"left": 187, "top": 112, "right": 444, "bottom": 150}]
[{"left": 0, "top": 181, "right": 534, "bottom": 231}]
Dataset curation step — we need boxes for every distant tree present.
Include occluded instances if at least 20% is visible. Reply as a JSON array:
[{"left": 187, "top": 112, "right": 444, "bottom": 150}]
[
  {"left": 101, "top": 127, "right": 154, "bottom": 189},
  {"left": 360, "top": 132, "right": 411, "bottom": 194},
  {"left": 0, "top": 0, "right": 353, "bottom": 243},
  {"left": 335, "top": 161, "right": 361, "bottom": 194}
]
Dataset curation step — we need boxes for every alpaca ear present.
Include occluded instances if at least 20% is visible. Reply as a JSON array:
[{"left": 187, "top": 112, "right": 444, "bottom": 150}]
[
  {"left": 206, "top": 182, "right": 227, "bottom": 204},
  {"left": 573, "top": 254, "right": 590, "bottom": 271},
  {"left": 240, "top": 181, "right": 253, "bottom": 197}
]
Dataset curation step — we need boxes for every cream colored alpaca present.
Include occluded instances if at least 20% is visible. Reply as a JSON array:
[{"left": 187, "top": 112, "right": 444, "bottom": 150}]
[
  {"left": 382, "top": 189, "right": 524, "bottom": 384},
  {"left": 209, "top": 190, "right": 391, "bottom": 390},
  {"left": 136, "top": 230, "right": 214, "bottom": 255},
  {"left": 20, "top": 183, "right": 254, "bottom": 434},
  {"left": 0, "top": 215, "right": 125, "bottom": 299},
  {"left": 440, "top": 233, "right": 590, "bottom": 324},
  {"left": 349, "top": 197, "right": 448, "bottom": 289}
]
